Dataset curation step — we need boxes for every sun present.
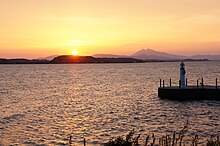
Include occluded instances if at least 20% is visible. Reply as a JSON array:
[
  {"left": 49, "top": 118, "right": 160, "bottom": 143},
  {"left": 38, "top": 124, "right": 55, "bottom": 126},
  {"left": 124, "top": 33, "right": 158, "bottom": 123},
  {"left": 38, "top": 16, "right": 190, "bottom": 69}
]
[{"left": 71, "top": 50, "right": 78, "bottom": 56}]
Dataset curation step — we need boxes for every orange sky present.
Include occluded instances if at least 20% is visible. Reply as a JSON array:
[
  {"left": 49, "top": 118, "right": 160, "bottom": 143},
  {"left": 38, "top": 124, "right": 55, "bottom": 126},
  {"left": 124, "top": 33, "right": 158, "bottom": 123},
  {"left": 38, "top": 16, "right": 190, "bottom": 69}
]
[{"left": 1, "top": 0, "right": 220, "bottom": 58}]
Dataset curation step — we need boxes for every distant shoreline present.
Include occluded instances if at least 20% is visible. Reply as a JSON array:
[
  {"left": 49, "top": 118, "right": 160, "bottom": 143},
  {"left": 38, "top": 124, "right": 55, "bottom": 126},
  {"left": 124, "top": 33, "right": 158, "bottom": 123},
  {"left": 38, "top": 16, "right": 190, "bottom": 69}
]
[{"left": 0, "top": 55, "right": 212, "bottom": 64}]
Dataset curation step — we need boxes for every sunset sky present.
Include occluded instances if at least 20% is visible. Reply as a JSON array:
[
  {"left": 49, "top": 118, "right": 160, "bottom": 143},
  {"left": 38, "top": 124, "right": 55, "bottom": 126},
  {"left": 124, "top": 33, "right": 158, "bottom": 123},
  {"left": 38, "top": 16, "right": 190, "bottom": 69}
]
[{"left": 1, "top": 0, "right": 220, "bottom": 58}]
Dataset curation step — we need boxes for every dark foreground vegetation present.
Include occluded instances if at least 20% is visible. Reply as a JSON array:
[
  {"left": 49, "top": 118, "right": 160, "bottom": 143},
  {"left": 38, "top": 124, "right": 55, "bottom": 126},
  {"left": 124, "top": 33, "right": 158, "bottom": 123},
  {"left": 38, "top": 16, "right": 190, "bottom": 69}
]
[
  {"left": 103, "top": 130, "right": 219, "bottom": 146},
  {"left": 69, "top": 126, "right": 220, "bottom": 146}
]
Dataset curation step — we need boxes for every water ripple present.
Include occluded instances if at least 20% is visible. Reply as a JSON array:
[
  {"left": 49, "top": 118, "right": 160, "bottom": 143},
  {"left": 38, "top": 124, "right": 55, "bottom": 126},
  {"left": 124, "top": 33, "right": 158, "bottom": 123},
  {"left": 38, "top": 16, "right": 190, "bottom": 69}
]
[{"left": 0, "top": 62, "right": 220, "bottom": 145}]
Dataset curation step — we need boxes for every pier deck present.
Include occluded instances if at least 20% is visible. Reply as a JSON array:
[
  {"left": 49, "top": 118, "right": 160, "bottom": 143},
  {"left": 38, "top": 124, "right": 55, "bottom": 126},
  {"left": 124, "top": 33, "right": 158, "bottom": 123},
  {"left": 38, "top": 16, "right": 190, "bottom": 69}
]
[
  {"left": 158, "top": 86, "right": 220, "bottom": 100},
  {"left": 158, "top": 62, "right": 220, "bottom": 100}
]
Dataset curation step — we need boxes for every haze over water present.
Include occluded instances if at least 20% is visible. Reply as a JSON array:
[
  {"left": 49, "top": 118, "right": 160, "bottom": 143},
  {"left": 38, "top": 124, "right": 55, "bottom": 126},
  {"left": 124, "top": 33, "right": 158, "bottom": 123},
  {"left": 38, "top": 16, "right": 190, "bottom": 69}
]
[{"left": 0, "top": 62, "right": 220, "bottom": 145}]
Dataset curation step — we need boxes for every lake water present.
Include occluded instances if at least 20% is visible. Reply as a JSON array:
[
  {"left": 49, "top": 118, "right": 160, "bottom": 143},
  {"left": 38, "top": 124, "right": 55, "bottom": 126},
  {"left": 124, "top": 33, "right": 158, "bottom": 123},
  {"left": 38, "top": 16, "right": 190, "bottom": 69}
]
[{"left": 0, "top": 62, "right": 220, "bottom": 145}]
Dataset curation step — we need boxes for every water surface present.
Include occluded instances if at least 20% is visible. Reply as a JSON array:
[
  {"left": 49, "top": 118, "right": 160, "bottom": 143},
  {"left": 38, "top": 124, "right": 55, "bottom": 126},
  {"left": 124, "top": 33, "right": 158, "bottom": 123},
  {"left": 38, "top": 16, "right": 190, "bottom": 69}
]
[{"left": 0, "top": 62, "right": 220, "bottom": 145}]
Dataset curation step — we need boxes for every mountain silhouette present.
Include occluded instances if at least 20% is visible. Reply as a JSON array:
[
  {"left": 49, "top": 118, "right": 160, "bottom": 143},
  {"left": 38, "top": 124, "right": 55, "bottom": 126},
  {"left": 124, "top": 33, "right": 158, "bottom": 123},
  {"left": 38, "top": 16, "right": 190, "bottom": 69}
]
[
  {"left": 93, "top": 49, "right": 220, "bottom": 60},
  {"left": 131, "top": 49, "right": 186, "bottom": 60},
  {"left": 190, "top": 55, "right": 220, "bottom": 60},
  {"left": 93, "top": 54, "right": 127, "bottom": 58},
  {"left": 38, "top": 55, "right": 59, "bottom": 61},
  {"left": 50, "top": 55, "right": 143, "bottom": 64}
]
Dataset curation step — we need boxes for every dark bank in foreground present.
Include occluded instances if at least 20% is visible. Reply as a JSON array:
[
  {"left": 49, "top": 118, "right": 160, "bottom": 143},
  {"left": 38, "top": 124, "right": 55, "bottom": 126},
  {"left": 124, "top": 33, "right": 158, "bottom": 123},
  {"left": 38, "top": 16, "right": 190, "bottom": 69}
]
[
  {"left": 0, "top": 55, "right": 209, "bottom": 64},
  {"left": 70, "top": 128, "right": 220, "bottom": 146}
]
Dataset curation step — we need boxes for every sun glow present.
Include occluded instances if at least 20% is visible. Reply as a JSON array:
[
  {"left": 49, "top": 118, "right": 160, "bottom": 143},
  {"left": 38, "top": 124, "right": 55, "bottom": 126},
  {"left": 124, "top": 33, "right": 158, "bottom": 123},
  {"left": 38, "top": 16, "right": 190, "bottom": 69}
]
[
  {"left": 1, "top": 1, "right": 220, "bottom": 58},
  {"left": 72, "top": 50, "right": 78, "bottom": 56}
]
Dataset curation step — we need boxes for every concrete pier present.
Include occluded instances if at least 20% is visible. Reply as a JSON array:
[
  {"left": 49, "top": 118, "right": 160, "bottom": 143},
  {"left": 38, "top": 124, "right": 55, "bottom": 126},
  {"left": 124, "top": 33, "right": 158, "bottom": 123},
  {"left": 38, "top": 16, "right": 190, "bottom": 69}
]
[
  {"left": 158, "top": 62, "right": 220, "bottom": 100},
  {"left": 158, "top": 86, "right": 220, "bottom": 100},
  {"left": 158, "top": 78, "right": 220, "bottom": 100}
]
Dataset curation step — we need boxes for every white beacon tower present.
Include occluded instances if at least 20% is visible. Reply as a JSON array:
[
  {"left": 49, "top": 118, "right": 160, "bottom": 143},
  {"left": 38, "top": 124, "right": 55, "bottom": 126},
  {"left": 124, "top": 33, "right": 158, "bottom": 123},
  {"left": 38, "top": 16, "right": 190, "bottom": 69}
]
[{"left": 180, "top": 61, "right": 186, "bottom": 88}]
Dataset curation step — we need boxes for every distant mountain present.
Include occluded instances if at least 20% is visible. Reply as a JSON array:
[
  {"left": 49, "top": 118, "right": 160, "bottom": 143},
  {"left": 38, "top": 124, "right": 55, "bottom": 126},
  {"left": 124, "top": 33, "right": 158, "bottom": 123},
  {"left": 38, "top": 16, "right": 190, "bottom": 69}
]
[
  {"left": 131, "top": 49, "right": 186, "bottom": 60},
  {"left": 190, "top": 55, "right": 220, "bottom": 61},
  {"left": 93, "top": 54, "right": 128, "bottom": 58},
  {"left": 38, "top": 55, "right": 59, "bottom": 61},
  {"left": 50, "top": 55, "right": 143, "bottom": 64},
  {"left": 51, "top": 56, "right": 97, "bottom": 63},
  {"left": 0, "top": 56, "right": 143, "bottom": 64},
  {"left": 93, "top": 49, "right": 220, "bottom": 60}
]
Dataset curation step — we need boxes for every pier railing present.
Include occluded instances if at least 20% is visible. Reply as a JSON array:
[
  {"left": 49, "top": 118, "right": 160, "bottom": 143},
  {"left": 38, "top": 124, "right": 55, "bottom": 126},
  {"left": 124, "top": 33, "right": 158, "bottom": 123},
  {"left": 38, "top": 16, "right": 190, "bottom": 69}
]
[{"left": 159, "top": 78, "right": 219, "bottom": 89}]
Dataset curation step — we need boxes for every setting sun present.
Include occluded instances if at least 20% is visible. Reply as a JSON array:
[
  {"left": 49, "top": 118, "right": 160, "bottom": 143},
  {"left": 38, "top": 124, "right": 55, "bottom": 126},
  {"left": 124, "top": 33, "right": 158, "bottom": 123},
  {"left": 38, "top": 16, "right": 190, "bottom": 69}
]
[{"left": 72, "top": 50, "right": 78, "bottom": 56}]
